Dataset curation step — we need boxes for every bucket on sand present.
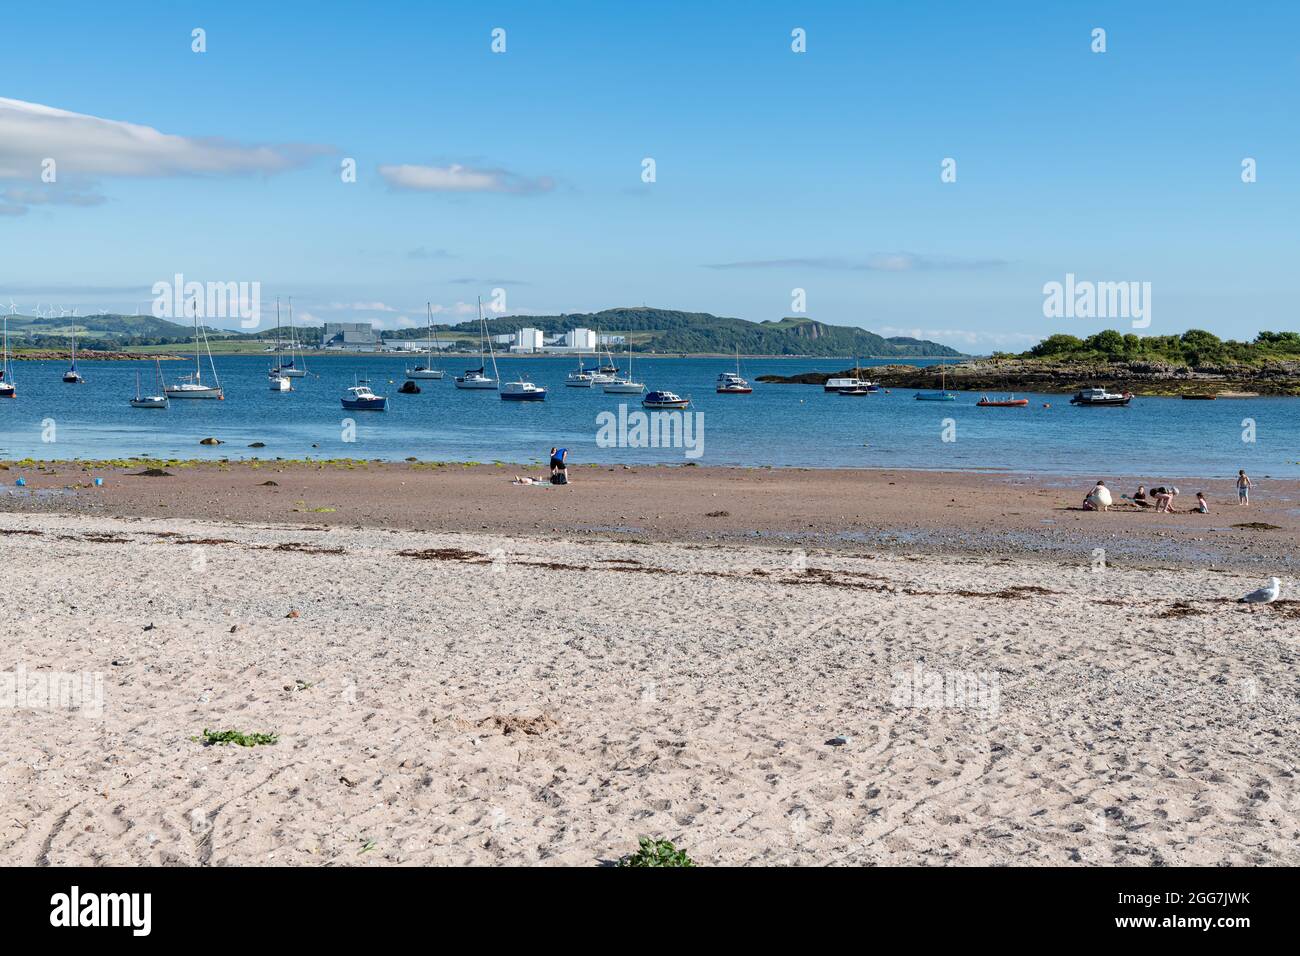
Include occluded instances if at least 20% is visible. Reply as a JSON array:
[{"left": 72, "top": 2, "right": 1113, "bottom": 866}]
[
  {"left": 94, "top": 478, "right": 104, "bottom": 487},
  {"left": 15, "top": 477, "right": 26, "bottom": 487}
]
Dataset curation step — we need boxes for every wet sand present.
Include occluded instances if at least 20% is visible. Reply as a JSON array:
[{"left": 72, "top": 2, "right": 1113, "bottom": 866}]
[{"left": 1, "top": 461, "right": 1295, "bottom": 571}]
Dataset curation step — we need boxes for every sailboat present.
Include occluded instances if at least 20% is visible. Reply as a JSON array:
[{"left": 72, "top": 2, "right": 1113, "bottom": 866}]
[
  {"left": 0, "top": 312, "right": 15, "bottom": 398},
  {"left": 277, "top": 297, "right": 308, "bottom": 377},
  {"left": 453, "top": 297, "right": 499, "bottom": 389},
  {"left": 602, "top": 338, "right": 644, "bottom": 394},
  {"left": 914, "top": 359, "right": 957, "bottom": 401},
  {"left": 715, "top": 346, "right": 752, "bottom": 394},
  {"left": 62, "top": 311, "right": 84, "bottom": 382},
  {"left": 165, "top": 298, "right": 224, "bottom": 399},
  {"left": 268, "top": 298, "right": 292, "bottom": 390},
  {"left": 565, "top": 347, "right": 595, "bottom": 387},
  {"left": 130, "top": 360, "right": 168, "bottom": 408},
  {"left": 406, "top": 302, "right": 446, "bottom": 379}
]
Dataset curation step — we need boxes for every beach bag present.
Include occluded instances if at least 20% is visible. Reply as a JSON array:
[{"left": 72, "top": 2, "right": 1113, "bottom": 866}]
[{"left": 552, "top": 472, "right": 568, "bottom": 485}]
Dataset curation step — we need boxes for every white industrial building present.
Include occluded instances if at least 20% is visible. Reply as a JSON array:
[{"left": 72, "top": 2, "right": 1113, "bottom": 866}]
[
  {"left": 564, "top": 327, "right": 596, "bottom": 350},
  {"left": 512, "top": 328, "right": 544, "bottom": 352}
]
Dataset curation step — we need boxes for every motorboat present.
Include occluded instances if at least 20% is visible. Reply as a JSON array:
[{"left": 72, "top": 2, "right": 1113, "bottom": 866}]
[
  {"left": 341, "top": 383, "right": 387, "bottom": 410},
  {"left": 501, "top": 380, "right": 547, "bottom": 401},
  {"left": 976, "top": 395, "right": 1029, "bottom": 407},
  {"left": 642, "top": 390, "right": 690, "bottom": 409},
  {"left": 1070, "top": 387, "right": 1132, "bottom": 407}
]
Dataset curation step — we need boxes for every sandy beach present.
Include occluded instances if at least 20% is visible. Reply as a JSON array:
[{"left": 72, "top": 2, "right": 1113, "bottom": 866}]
[{"left": 1, "top": 466, "right": 1296, "bottom": 866}]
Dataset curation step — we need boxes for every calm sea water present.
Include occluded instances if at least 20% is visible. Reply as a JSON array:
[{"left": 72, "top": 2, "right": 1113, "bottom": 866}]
[{"left": 0, "top": 355, "right": 1294, "bottom": 478}]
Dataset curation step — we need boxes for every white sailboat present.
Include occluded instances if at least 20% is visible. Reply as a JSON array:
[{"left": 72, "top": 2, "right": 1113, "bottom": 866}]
[
  {"left": 453, "top": 297, "right": 499, "bottom": 389},
  {"left": 276, "top": 297, "right": 307, "bottom": 377},
  {"left": 268, "top": 298, "right": 292, "bottom": 390},
  {"left": 602, "top": 338, "right": 644, "bottom": 394},
  {"left": 62, "top": 310, "right": 84, "bottom": 382},
  {"left": 565, "top": 347, "right": 594, "bottom": 387},
  {"left": 406, "top": 302, "right": 446, "bottom": 379},
  {"left": 130, "top": 360, "right": 168, "bottom": 408},
  {"left": 0, "top": 310, "right": 15, "bottom": 398},
  {"left": 165, "top": 298, "right": 224, "bottom": 399}
]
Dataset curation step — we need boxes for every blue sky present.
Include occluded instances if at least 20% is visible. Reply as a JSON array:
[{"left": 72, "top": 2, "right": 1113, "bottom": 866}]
[{"left": 1, "top": 1, "right": 1295, "bottom": 350}]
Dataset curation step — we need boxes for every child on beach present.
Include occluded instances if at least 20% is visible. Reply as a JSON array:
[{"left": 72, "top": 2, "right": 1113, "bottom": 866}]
[
  {"left": 1236, "top": 470, "right": 1251, "bottom": 506},
  {"left": 1195, "top": 492, "right": 1210, "bottom": 514},
  {"left": 1154, "top": 487, "right": 1179, "bottom": 512}
]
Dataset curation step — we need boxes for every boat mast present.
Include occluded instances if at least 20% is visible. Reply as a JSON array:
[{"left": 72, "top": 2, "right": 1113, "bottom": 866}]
[
  {"left": 190, "top": 296, "right": 202, "bottom": 384},
  {"left": 480, "top": 296, "right": 499, "bottom": 380},
  {"left": 426, "top": 301, "right": 435, "bottom": 367}
]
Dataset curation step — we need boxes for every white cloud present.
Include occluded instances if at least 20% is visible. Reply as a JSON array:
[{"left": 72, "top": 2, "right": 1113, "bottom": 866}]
[
  {"left": 0, "top": 96, "right": 330, "bottom": 181},
  {"left": 378, "top": 162, "right": 554, "bottom": 194}
]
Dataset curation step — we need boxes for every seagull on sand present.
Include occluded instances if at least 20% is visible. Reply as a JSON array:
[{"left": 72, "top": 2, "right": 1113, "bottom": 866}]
[{"left": 1238, "top": 577, "right": 1281, "bottom": 605}]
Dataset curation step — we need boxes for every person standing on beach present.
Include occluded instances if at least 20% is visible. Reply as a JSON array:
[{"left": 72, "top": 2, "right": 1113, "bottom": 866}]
[{"left": 1236, "top": 470, "right": 1251, "bottom": 506}]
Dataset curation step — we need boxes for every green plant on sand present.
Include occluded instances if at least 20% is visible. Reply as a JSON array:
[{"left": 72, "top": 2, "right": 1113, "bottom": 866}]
[
  {"left": 616, "top": 837, "right": 697, "bottom": 867},
  {"left": 196, "top": 729, "right": 279, "bottom": 747}
]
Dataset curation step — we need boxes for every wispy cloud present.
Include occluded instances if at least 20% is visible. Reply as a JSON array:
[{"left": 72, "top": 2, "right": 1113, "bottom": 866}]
[
  {"left": 880, "top": 326, "right": 1039, "bottom": 349},
  {"left": 0, "top": 97, "right": 331, "bottom": 181},
  {"left": 327, "top": 301, "right": 398, "bottom": 312},
  {"left": 408, "top": 246, "right": 455, "bottom": 260},
  {"left": 704, "top": 254, "right": 1006, "bottom": 272},
  {"left": 378, "top": 162, "right": 554, "bottom": 195},
  {"left": 2, "top": 186, "right": 106, "bottom": 208},
  {"left": 448, "top": 277, "right": 531, "bottom": 286}
]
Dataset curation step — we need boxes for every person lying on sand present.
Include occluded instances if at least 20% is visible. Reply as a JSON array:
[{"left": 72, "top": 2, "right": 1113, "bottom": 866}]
[
  {"left": 1082, "top": 480, "right": 1113, "bottom": 512},
  {"left": 512, "top": 476, "right": 546, "bottom": 485}
]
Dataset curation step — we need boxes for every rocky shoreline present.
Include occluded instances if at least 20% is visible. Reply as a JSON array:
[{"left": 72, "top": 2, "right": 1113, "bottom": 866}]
[
  {"left": 757, "top": 358, "right": 1300, "bottom": 396},
  {"left": 11, "top": 350, "right": 183, "bottom": 362}
]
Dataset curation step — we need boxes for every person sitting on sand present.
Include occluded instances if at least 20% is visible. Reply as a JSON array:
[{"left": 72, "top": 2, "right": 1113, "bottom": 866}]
[
  {"left": 1131, "top": 484, "right": 1151, "bottom": 508},
  {"left": 1237, "top": 470, "right": 1251, "bottom": 506},
  {"left": 1194, "top": 491, "right": 1210, "bottom": 513},
  {"left": 1083, "top": 480, "right": 1113, "bottom": 512},
  {"left": 1154, "top": 487, "right": 1179, "bottom": 512}
]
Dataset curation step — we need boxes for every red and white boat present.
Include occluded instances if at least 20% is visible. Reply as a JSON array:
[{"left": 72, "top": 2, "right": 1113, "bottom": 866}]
[{"left": 976, "top": 395, "right": 1029, "bottom": 407}]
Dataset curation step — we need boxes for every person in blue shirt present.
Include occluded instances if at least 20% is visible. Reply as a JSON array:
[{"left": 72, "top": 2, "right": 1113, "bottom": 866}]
[{"left": 549, "top": 447, "right": 568, "bottom": 481}]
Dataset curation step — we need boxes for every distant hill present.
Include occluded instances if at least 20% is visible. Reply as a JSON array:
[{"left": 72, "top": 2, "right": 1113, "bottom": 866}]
[
  {"left": 5, "top": 312, "right": 212, "bottom": 349},
  {"left": 5, "top": 307, "right": 963, "bottom": 357},
  {"left": 433, "top": 308, "right": 962, "bottom": 357}
]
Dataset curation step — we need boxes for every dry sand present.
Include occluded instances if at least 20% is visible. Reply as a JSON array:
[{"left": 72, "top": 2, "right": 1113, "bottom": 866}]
[{"left": 1, "top": 508, "right": 1295, "bottom": 866}]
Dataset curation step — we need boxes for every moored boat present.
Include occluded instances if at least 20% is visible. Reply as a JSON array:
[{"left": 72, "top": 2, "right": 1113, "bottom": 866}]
[
  {"left": 716, "top": 348, "right": 752, "bottom": 393},
  {"left": 501, "top": 380, "right": 547, "bottom": 401},
  {"left": 406, "top": 302, "right": 446, "bottom": 380},
  {"left": 642, "top": 390, "right": 690, "bottom": 409},
  {"left": 454, "top": 298, "right": 500, "bottom": 389},
  {"left": 341, "top": 382, "right": 387, "bottom": 410},
  {"left": 976, "top": 395, "right": 1029, "bottom": 407},
  {"left": 1069, "top": 387, "right": 1132, "bottom": 407},
  {"left": 166, "top": 299, "right": 224, "bottom": 400}
]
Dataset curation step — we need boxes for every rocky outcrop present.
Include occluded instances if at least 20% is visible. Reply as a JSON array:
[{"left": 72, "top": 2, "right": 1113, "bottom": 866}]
[{"left": 757, "top": 359, "right": 1300, "bottom": 396}]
